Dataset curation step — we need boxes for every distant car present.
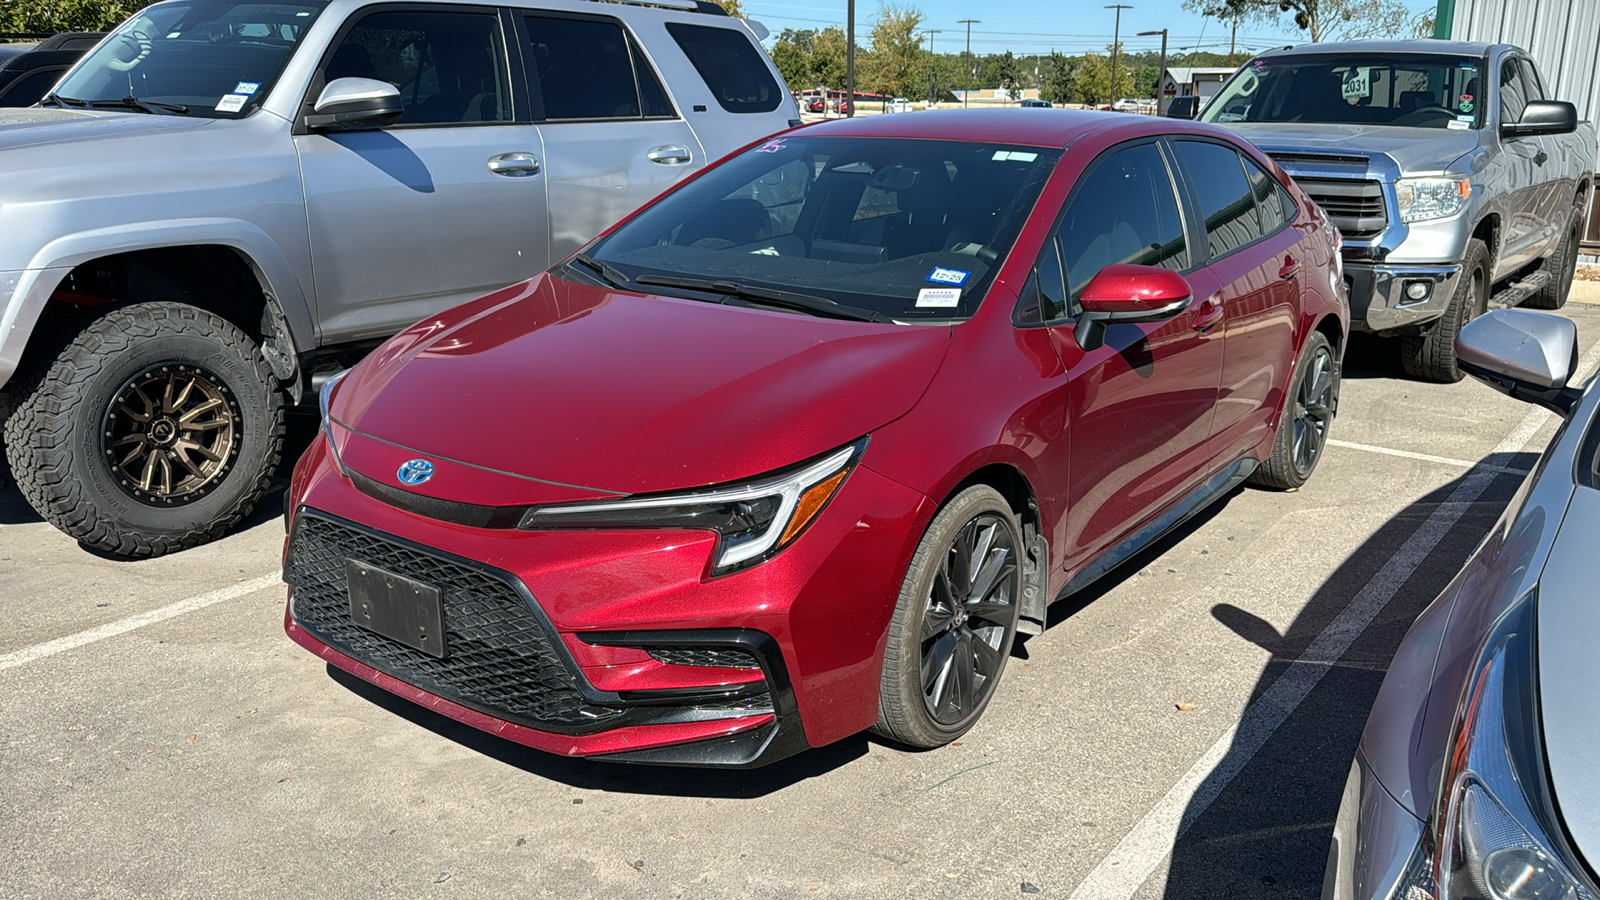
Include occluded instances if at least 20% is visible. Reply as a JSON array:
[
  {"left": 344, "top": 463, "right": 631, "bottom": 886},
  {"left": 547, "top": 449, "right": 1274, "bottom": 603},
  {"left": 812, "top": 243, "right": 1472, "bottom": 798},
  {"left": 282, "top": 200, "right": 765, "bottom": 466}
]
[
  {"left": 834, "top": 98, "right": 852, "bottom": 114},
  {"left": 1019, "top": 98, "right": 1051, "bottom": 108},
  {"left": 1165, "top": 94, "right": 1199, "bottom": 119},
  {"left": 1111, "top": 97, "right": 1142, "bottom": 112},
  {"left": 1324, "top": 309, "right": 1600, "bottom": 900},
  {"left": 807, "top": 97, "right": 826, "bottom": 113},
  {"left": 888, "top": 97, "right": 913, "bottom": 113},
  {"left": 0, "top": 32, "right": 102, "bottom": 107}
]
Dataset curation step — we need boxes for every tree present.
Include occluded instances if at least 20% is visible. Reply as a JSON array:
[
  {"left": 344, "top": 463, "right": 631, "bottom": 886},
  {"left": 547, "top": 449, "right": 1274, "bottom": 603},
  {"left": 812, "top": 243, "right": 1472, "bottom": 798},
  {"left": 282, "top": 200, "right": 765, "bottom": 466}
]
[
  {"left": 771, "top": 29, "right": 816, "bottom": 91},
  {"left": 1041, "top": 52, "right": 1078, "bottom": 106},
  {"left": 1183, "top": 0, "right": 1421, "bottom": 43},
  {"left": 994, "top": 51, "right": 1022, "bottom": 102},
  {"left": 1075, "top": 47, "right": 1137, "bottom": 106},
  {"left": 811, "top": 26, "right": 850, "bottom": 92},
  {"left": 861, "top": 3, "right": 924, "bottom": 98},
  {"left": 4, "top": 0, "right": 154, "bottom": 32}
]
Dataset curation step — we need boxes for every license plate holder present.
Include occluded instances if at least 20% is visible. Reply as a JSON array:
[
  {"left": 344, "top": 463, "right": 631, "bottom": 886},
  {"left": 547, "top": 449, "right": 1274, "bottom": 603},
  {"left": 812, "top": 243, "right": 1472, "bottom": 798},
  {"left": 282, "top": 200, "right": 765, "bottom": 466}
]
[{"left": 346, "top": 559, "right": 446, "bottom": 658}]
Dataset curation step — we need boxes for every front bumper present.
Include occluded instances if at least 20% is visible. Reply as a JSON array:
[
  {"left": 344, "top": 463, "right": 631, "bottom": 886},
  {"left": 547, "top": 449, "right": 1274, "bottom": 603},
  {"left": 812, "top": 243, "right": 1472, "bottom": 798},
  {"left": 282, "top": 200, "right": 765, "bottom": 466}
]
[
  {"left": 1322, "top": 751, "right": 1426, "bottom": 900},
  {"left": 1344, "top": 262, "right": 1461, "bottom": 333}
]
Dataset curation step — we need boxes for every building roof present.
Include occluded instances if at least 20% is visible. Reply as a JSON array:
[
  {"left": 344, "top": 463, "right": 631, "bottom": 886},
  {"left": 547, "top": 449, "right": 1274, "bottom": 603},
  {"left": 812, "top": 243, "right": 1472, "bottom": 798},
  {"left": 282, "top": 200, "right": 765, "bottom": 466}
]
[{"left": 1164, "top": 67, "right": 1239, "bottom": 84}]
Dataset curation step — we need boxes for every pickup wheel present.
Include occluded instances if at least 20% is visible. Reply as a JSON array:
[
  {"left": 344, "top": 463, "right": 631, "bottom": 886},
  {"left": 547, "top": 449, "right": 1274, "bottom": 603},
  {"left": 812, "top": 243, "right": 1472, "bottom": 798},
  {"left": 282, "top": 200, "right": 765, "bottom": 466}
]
[
  {"left": 1525, "top": 208, "right": 1582, "bottom": 310},
  {"left": 3, "top": 302, "right": 284, "bottom": 558},
  {"left": 1400, "top": 237, "right": 1488, "bottom": 383},
  {"left": 1250, "top": 331, "right": 1336, "bottom": 490}
]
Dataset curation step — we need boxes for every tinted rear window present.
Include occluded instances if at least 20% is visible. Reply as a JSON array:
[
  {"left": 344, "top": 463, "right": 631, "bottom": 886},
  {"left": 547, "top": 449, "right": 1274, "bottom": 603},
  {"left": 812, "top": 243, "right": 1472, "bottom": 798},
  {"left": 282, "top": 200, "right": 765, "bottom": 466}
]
[
  {"left": 665, "top": 22, "right": 781, "bottom": 113},
  {"left": 1173, "top": 140, "right": 1263, "bottom": 258}
]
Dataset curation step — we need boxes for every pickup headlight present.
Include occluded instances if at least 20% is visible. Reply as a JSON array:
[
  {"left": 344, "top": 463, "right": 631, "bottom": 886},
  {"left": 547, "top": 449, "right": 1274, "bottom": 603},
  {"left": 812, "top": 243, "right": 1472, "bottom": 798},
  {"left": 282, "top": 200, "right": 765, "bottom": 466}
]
[
  {"left": 1396, "top": 177, "right": 1472, "bottom": 223},
  {"left": 318, "top": 369, "right": 350, "bottom": 475},
  {"left": 1394, "top": 589, "right": 1599, "bottom": 900},
  {"left": 520, "top": 439, "right": 865, "bottom": 576}
]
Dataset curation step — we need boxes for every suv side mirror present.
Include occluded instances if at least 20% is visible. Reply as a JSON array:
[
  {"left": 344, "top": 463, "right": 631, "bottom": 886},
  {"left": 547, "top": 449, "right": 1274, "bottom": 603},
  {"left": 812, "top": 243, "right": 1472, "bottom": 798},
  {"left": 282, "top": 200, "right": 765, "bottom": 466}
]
[
  {"left": 1502, "top": 99, "right": 1578, "bottom": 137},
  {"left": 1456, "top": 309, "right": 1583, "bottom": 414},
  {"left": 306, "top": 77, "right": 403, "bottom": 132},
  {"left": 1074, "top": 264, "right": 1193, "bottom": 351}
]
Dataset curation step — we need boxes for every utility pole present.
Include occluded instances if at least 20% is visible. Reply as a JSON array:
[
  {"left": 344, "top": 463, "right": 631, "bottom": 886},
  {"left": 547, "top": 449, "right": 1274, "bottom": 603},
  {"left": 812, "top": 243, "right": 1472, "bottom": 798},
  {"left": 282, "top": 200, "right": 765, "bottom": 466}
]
[
  {"left": 1229, "top": 10, "right": 1238, "bottom": 64},
  {"left": 1138, "top": 28, "right": 1166, "bottom": 114},
  {"left": 1106, "top": 5, "right": 1131, "bottom": 105},
  {"left": 846, "top": 0, "right": 855, "bottom": 116},
  {"left": 923, "top": 29, "right": 943, "bottom": 104},
  {"left": 958, "top": 18, "right": 979, "bottom": 107}
]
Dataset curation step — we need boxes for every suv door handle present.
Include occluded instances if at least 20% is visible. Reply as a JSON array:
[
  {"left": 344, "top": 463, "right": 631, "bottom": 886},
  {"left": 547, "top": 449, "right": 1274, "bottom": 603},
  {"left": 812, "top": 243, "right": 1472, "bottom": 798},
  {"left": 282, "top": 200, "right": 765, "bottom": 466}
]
[
  {"left": 1279, "top": 256, "right": 1301, "bottom": 281},
  {"left": 1192, "top": 296, "right": 1225, "bottom": 333},
  {"left": 647, "top": 145, "right": 692, "bottom": 165},
  {"left": 487, "top": 152, "right": 540, "bottom": 177},
  {"left": 1534, "top": 149, "right": 1549, "bottom": 165}
]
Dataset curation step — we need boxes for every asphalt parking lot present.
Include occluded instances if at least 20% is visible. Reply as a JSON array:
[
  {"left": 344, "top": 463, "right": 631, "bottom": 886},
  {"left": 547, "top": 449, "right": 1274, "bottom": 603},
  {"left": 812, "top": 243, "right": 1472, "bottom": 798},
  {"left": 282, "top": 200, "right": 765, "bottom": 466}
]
[{"left": 5, "top": 292, "right": 1600, "bottom": 899}]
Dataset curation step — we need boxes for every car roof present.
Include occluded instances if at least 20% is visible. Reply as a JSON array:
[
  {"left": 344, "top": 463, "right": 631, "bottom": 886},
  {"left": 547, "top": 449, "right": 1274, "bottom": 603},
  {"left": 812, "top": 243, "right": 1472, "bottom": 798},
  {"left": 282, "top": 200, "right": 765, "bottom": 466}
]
[
  {"left": 794, "top": 108, "right": 1242, "bottom": 150},
  {"left": 1257, "top": 39, "right": 1494, "bottom": 57}
]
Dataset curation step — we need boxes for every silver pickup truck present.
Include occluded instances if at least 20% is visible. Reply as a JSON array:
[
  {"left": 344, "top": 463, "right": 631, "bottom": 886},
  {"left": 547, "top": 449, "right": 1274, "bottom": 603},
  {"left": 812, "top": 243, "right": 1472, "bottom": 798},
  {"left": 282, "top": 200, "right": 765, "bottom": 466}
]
[
  {"left": 1202, "top": 40, "right": 1596, "bottom": 381},
  {"left": 0, "top": 0, "right": 794, "bottom": 557}
]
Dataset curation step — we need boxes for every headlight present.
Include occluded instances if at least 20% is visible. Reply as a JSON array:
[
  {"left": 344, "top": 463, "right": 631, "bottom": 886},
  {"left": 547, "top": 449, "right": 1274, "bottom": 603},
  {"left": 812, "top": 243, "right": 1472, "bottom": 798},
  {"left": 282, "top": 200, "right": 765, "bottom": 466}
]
[
  {"left": 1396, "top": 177, "right": 1472, "bottom": 223},
  {"left": 520, "top": 439, "right": 865, "bottom": 576},
  {"left": 318, "top": 369, "right": 350, "bottom": 475},
  {"left": 1394, "top": 589, "right": 1599, "bottom": 900}
]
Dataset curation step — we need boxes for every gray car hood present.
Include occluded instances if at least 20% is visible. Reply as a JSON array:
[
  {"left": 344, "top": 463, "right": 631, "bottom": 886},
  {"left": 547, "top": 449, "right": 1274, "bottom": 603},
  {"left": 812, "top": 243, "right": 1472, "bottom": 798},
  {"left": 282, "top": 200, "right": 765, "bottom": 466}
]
[
  {"left": 0, "top": 108, "right": 214, "bottom": 152},
  {"left": 1223, "top": 122, "right": 1481, "bottom": 174}
]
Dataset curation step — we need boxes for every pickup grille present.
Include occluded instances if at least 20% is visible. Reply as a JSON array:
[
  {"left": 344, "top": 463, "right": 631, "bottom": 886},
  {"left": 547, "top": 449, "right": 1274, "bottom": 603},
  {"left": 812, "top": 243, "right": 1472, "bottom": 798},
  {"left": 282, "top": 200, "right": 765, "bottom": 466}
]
[
  {"left": 1294, "top": 177, "right": 1387, "bottom": 240},
  {"left": 1266, "top": 152, "right": 1369, "bottom": 168}
]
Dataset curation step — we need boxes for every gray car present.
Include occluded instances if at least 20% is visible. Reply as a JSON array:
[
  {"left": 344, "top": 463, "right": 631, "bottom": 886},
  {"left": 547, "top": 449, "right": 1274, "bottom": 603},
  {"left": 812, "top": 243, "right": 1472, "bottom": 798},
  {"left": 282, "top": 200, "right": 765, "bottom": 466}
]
[
  {"left": 1324, "top": 308, "right": 1600, "bottom": 899},
  {"left": 0, "top": 0, "right": 794, "bottom": 557}
]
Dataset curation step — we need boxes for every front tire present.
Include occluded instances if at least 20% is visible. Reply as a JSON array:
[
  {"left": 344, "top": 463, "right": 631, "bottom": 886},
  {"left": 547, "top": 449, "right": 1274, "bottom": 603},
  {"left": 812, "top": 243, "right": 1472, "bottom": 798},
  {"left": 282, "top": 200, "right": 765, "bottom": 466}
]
[
  {"left": 1401, "top": 237, "right": 1489, "bottom": 383},
  {"left": 1250, "top": 331, "right": 1336, "bottom": 490},
  {"left": 873, "top": 485, "right": 1023, "bottom": 749},
  {"left": 4, "top": 302, "right": 284, "bottom": 558}
]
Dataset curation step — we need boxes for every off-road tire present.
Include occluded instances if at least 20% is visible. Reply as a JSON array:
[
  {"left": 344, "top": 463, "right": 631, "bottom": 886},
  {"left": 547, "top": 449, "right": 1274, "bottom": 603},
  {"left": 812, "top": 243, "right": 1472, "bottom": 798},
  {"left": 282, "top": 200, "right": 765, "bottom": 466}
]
[
  {"left": 3, "top": 302, "right": 284, "bottom": 558},
  {"left": 1250, "top": 331, "right": 1336, "bottom": 490},
  {"left": 872, "top": 485, "right": 1023, "bottom": 749},
  {"left": 1401, "top": 237, "right": 1489, "bottom": 383},
  {"left": 1526, "top": 207, "right": 1583, "bottom": 310}
]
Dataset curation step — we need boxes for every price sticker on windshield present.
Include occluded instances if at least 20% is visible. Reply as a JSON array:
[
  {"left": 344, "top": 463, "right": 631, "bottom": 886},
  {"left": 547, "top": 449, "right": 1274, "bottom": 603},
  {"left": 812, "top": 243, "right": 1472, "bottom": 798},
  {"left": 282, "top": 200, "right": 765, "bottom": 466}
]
[
  {"left": 915, "top": 288, "right": 961, "bottom": 308},
  {"left": 215, "top": 93, "right": 249, "bottom": 113}
]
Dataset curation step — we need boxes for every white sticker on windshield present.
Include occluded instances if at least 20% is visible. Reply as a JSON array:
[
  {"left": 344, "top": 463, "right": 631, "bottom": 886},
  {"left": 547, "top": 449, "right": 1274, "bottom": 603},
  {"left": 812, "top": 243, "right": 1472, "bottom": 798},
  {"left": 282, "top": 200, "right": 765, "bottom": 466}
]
[
  {"left": 1447, "top": 119, "right": 1471, "bottom": 130},
  {"left": 916, "top": 287, "right": 961, "bottom": 308},
  {"left": 233, "top": 81, "right": 261, "bottom": 95},
  {"left": 992, "top": 150, "right": 1039, "bottom": 162},
  {"left": 1341, "top": 67, "right": 1371, "bottom": 100},
  {"left": 215, "top": 93, "right": 249, "bottom": 113}
]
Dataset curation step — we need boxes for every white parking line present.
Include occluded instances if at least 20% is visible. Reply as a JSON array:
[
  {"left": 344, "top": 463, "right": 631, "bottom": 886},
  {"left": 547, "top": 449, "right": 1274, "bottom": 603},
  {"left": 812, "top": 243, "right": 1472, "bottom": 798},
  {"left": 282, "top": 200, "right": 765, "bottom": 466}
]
[
  {"left": 1327, "top": 438, "right": 1531, "bottom": 475},
  {"left": 0, "top": 573, "right": 282, "bottom": 673},
  {"left": 1066, "top": 337, "right": 1600, "bottom": 900}
]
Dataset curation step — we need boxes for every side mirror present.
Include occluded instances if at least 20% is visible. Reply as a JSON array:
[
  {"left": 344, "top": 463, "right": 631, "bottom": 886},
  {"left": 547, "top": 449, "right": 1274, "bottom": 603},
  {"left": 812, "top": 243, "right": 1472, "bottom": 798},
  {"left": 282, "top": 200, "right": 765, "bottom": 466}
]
[
  {"left": 306, "top": 77, "right": 403, "bottom": 132},
  {"left": 1456, "top": 309, "right": 1582, "bottom": 415},
  {"left": 1074, "top": 264, "right": 1193, "bottom": 351},
  {"left": 1502, "top": 99, "right": 1578, "bottom": 137}
]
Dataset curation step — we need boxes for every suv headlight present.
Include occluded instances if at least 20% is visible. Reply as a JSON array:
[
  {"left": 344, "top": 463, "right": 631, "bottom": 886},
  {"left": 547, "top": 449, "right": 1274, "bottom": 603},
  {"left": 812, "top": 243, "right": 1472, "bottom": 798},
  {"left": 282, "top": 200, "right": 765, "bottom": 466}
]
[
  {"left": 1395, "top": 589, "right": 1599, "bottom": 900},
  {"left": 1396, "top": 177, "right": 1472, "bottom": 223},
  {"left": 520, "top": 439, "right": 865, "bottom": 576}
]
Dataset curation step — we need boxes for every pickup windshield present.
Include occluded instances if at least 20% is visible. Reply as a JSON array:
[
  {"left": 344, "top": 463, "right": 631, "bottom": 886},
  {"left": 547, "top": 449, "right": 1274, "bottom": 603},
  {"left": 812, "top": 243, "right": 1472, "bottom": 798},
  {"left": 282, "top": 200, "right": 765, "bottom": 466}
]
[
  {"left": 51, "top": 0, "right": 328, "bottom": 118},
  {"left": 1201, "top": 53, "right": 1485, "bottom": 130},
  {"left": 580, "top": 136, "right": 1061, "bottom": 321}
]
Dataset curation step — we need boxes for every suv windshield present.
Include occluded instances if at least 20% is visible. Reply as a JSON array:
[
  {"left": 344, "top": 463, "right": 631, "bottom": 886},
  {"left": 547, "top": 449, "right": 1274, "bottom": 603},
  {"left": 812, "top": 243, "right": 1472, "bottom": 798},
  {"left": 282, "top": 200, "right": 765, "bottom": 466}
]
[
  {"left": 51, "top": 0, "right": 328, "bottom": 117},
  {"left": 580, "top": 136, "right": 1062, "bottom": 321},
  {"left": 1201, "top": 53, "right": 1484, "bottom": 130}
]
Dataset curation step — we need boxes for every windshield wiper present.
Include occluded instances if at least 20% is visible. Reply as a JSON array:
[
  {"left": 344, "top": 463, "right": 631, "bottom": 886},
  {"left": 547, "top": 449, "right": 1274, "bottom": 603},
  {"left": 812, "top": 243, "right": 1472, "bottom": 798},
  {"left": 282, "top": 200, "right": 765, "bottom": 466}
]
[
  {"left": 633, "top": 274, "right": 887, "bottom": 323},
  {"left": 39, "top": 92, "right": 88, "bottom": 109},
  {"left": 569, "top": 253, "right": 632, "bottom": 290},
  {"left": 75, "top": 96, "right": 190, "bottom": 116}
]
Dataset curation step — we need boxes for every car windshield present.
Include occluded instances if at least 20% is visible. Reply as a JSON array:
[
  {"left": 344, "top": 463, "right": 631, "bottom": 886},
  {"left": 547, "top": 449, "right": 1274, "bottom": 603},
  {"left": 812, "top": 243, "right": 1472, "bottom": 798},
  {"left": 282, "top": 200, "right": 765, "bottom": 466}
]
[
  {"left": 51, "top": 0, "right": 328, "bottom": 118},
  {"left": 580, "top": 136, "right": 1062, "bottom": 321},
  {"left": 1200, "top": 53, "right": 1485, "bottom": 130}
]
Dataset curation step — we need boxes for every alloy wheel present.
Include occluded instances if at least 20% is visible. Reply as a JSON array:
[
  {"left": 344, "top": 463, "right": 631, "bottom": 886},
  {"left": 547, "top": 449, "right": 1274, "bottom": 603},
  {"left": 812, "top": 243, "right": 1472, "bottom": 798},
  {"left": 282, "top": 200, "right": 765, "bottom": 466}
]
[
  {"left": 1291, "top": 345, "right": 1335, "bottom": 476},
  {"left": 920, "top": 513, "right": 1020, "bottom": 726},
  {"left": 102, "top": 363, "right": 242, "bottom": 505}
]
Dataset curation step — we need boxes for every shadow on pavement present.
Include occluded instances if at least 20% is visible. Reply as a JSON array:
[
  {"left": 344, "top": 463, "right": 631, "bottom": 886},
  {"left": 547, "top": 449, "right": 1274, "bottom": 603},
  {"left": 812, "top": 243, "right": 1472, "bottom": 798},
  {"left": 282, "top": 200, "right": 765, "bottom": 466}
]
[{"left": 1157, "top": 461, "right": 1531, "bottom": 899}]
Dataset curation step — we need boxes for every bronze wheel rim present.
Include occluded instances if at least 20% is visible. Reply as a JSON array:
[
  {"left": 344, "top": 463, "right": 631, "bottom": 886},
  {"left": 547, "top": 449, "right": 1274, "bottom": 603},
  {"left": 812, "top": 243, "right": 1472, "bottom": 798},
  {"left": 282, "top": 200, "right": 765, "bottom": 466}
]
[{"left": 102, "top": 363, "right": 241, "bottom": 506}]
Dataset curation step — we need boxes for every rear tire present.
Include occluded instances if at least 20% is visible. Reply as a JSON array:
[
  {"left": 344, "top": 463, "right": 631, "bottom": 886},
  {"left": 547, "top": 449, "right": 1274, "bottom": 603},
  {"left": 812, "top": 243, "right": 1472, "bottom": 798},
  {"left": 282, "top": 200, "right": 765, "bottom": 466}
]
[
  {"left": 3, "top": 302, "right": 284, "bottom": 558},
  {"left": 1526, "top": 208, "right": 1582, "bottom": 310},
  {"left": 873, "top": 485, "right": 1023, "bottom": 749},
  {"left": 1250, "top": 331, "right": 1337, "bottom": 490},
  {"left": 1401, "top": 237, "right": 1488, "bottom": 383}
]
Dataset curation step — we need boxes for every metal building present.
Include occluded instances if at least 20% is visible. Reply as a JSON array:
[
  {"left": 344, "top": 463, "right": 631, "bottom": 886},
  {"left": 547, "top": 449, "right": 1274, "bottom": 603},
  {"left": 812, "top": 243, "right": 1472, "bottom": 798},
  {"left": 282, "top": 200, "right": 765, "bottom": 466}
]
[{"left": 1438, "top": 0, "right": 1600, "bottom": 248}]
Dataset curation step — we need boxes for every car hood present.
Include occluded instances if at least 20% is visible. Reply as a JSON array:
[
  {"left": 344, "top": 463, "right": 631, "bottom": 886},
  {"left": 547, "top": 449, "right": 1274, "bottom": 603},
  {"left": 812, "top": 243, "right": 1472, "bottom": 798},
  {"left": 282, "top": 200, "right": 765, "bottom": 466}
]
[
  {"left": 1222, "top": 122, "right": 1481, "bottom": 174},
  {"left": 332, "top": 272, "right": 952, "bottom": 501},
  {"left": 0, "top": 107, "right": 214, "bottom": 152}
]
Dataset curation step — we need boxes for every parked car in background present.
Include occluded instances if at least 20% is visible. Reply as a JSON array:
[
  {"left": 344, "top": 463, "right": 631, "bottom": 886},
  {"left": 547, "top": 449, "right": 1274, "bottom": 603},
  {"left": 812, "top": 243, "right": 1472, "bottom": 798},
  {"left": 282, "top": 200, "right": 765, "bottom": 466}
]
[
  {"left": 1111, "top": 97, "right": 1142, "bottom": 112},
  {"left": 0, "top": 0, "right": 795, "bottom": 558},
  {"left": 807, "top": 96, "right": 826, "bottom": 113},
  {"left": 1202, "top": 41, "right": 1596, "bottom": 381},
  {"left": 0, "top": 33, "right": 102, "bottom": 107},
  {"left": 888, "top": 97, "right": 913, "bottom": 113},
  {"left": 1165, "top": 94, "right": 1199, "bottom": 119},
  {"left": 1019, "top": 98, "right": 1052, "bottom": 108},
  {"left": 283, "top": 109, "right": 1346, "bottom": 768},
  {"left": 834, "top": 98, "right": 852, "bottom": 114},
  {"left": 1324, "top": 309, "right": 1600, "bottom": 900}
]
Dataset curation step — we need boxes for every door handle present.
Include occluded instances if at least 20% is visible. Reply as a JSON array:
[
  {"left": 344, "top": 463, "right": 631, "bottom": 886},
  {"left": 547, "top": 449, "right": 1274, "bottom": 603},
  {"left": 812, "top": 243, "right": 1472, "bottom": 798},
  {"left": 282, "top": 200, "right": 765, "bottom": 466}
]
[
  {"left": 647, "top": 144, "right": 692, "bottom": 165},
  {"left": 487, "top": 152, "right": 540, "bottom": 177},
  {"left": 1192, "top": 296, "right": 1225, "bottom": 333},
  {"left": 1279, "top": 256, "right": 1301, "bottom": 281},
  {"left": 1534, "top": 149, "right": 1549, "bottom": 165}
]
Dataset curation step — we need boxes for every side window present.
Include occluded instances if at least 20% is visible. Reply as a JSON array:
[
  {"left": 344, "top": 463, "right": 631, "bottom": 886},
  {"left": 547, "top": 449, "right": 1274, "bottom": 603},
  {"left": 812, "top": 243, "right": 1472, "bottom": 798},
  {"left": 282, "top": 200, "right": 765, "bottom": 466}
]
[
  {"left": 633, "top": 41, "right": 675, "bottom": 118},
  {"left": 1500, "top": 58, "right": 1527, "bottom": 123},
  {"left": 328, "top": 10, "right": 509, "bottom": 125},
  {"left": 525, "top": 15, "right": 644, "bottom": 120},
  {"left": 665, "top": 22, "right": 783, "bottom": 113},
  {"left": 1054, "top": 142, "right": 1190, "bottom": 315},
  {"left": 1173, "top": 140, "right": 1263, "bottom": 258},
  {"left": 1517, "top": 58, "right": 1546, "bottom": 101},
  {"left": 1243, "top": 155, "right": 1287, "bottom": 235}
]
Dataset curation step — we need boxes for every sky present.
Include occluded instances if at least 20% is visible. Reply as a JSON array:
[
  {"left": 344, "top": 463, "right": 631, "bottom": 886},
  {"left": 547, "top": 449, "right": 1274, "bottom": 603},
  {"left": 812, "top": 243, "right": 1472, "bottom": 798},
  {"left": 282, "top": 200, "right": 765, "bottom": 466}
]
[{"left": 744, "top": 0, "right": 1438, "bottom": 58}]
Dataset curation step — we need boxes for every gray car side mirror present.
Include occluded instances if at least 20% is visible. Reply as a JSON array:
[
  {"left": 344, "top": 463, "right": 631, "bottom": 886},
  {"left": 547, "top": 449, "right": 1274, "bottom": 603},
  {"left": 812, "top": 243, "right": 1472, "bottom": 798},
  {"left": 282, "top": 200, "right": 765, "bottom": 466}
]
[
  {"left": 1502, "top": 100, "right": 1579, "bottom": 137},
  {"left": 1456, "top": 309, "right": 1583, "bottom": 414},
  {"left": 306, "top": 77, "right": 404, "bottom": 132}
]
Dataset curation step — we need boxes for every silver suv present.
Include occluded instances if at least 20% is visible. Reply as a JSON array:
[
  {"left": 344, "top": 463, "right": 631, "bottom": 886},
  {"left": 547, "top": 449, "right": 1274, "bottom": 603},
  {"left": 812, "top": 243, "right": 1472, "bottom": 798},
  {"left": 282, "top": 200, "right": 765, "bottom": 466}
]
[{"left": 0, "top": 0, "right": 794, "bottom": 556}]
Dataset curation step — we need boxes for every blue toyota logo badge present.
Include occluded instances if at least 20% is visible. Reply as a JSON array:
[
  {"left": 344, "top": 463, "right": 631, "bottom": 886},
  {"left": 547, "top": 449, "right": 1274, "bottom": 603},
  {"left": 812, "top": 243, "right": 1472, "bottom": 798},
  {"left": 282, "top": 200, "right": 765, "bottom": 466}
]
[{"left": 396, "top": 458, "right": 434, "bottom": 486}]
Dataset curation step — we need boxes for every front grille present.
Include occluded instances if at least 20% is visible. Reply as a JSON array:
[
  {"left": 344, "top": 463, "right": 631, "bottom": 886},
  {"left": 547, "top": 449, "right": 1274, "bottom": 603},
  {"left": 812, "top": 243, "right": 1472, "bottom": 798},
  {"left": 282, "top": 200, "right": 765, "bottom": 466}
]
[
  {"left": 1267, "top": 152, "right": 1369, "bottom": 168},
  {"left": 1294, "top": 177, "right": 1387, "bottom": 239},
  {"left": 285, "top": 512, "right": 624, "bottom": 732},
  {"left": 648, "top": 647, "right": 762, "bottom": 669}
]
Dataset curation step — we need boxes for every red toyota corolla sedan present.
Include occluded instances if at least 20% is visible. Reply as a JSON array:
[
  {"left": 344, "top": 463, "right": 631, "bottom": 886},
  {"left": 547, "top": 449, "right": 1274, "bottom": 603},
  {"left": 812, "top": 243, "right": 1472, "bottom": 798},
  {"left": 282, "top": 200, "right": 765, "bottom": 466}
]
[{"left": 284, "top": 110, "right": 1346, "bottom": 767}]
